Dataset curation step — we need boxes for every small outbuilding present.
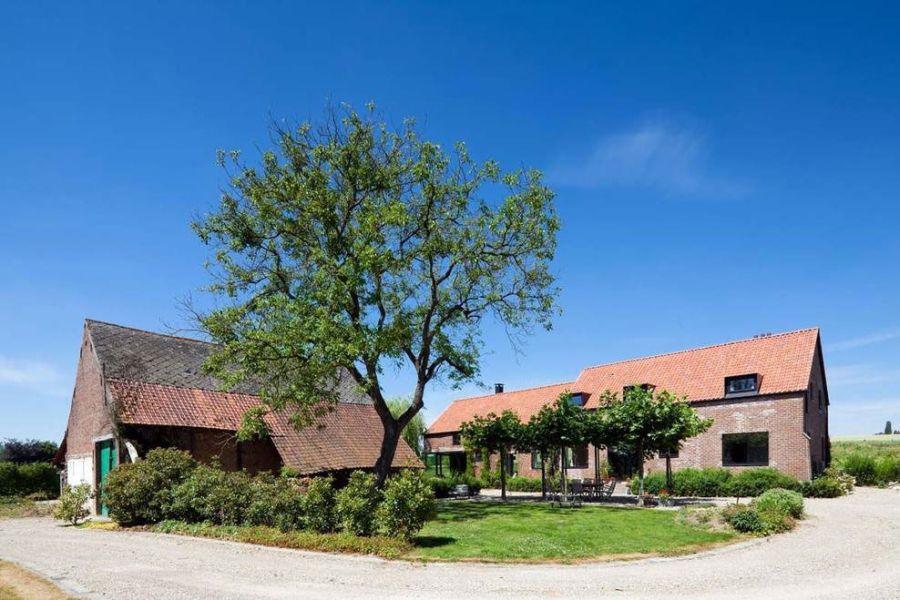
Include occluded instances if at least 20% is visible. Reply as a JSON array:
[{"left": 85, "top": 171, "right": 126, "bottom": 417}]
[{"left": 58, "top": 319, "right": 419, "bottom": 515}]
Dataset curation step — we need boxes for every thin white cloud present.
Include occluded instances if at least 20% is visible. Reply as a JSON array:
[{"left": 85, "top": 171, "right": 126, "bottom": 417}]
[
  {"left": 828, "top": 364, "right": 900, "bottom": 387},
  {"left": 550, "top": 117, "right": 747, "bottom": 198},
  {"left": 830, "top": 329, "right": 900, "bottom": 352},
  {"left": 0, "top": 357, "right": 67, "bottom": 396}
]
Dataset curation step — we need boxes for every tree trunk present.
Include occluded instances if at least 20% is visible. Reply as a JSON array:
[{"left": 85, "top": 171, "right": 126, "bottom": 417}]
[
  {"left": 500, "top": 447, "right": 507, "bottom": 501},
  {"left": 561, "top": 445, "right": 568, "bottom": 502},
  {"left": 540, "top": 458, "right": 547, "bottom": 500},
  {"left": 637, "top": 441, "right": 645, "bottom": 507},
  {"left": 374, "top": 418, "right": 402, "bottom": 487},
  {"left": 665, "top": 454, "right": 673, "bottom": 492}
]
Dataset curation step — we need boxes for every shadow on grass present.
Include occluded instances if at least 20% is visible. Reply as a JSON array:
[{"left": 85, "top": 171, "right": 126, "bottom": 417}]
[{"left": 412, "top": 535, "right": 455, "bottom": 548}]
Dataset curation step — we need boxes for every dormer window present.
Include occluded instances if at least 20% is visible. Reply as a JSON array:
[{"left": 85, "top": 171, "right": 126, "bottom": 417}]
[
  {"left": 568, "top": 393, "right": 585, "bottom": 407},
  {"left": 725, "top": 374, "right": 758, "bottom": 397}
]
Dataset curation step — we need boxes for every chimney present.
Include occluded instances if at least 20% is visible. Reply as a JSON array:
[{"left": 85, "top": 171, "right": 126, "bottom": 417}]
[{"left": 494, "top": 383, "right": 504, "bottom": 394}]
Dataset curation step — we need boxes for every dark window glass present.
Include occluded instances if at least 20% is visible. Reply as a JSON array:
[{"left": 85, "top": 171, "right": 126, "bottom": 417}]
[
  {"left": 722, "top": 432, "right": 769, "bottom": 466},
  {"left": 503, "top": 453, "right": 516, "bottom": 476},
  {"left": 565, "top": 445, "right": 589, "bottom": 468},
  {"left": 451, "top": 433, "right": 461, "bottom": 445},
  {"left": 661, "top": 449, "right": 679, "bottom": 459},
  {"left": 531, "top": 451, "right": 542, "bottom": 470},
  {"left": 568, "top": 393, "right": 585, "bottom": 407},
  {"left": 725, "top": 374, "right": 758, "bottom": 396}
]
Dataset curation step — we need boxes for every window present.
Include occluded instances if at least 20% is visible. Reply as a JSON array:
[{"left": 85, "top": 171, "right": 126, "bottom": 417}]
[
  {"left": 722, "top": 432, "right": 769, "bottom": 466},
  {"left": 451, "top": 433, "right": 461, "bottom": 446},
  {"left": 565, "top": 445, "right": 589, "bottom": 468},
  {"left": 472, "top": 450, "right": 482, "bottom": 462},
  {"left": 725, "top": 374, "right": 758, "bottom": 397},
  {"left": 531, "top": 451, "right": 542, "bottom": 470},
  {"left": 503, "top": 452, "right": 517, "bottom": 476},
  {"left": 660, "top": 448, "right": 679, "bottom": 459},
  {"left": 568, "top": 393, "right": 585, "bottom": 407}
]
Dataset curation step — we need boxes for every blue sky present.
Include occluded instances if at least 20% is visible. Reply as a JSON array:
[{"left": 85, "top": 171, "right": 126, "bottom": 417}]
[{"left": 2, "top": 2, "right": 899, "bottom": 441}]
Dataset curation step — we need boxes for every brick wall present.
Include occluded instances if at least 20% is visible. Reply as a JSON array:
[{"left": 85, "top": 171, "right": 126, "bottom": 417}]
[
  {"left": 428, "top": 392, "right": 820, "bottom": 482},
  {"left": 63, "top": 325, "right": 115, "bottom": 459}
]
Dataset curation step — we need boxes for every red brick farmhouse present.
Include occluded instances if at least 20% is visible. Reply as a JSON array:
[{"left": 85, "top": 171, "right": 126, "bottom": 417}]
[
  {"left": 425, "top": 328, "right": 830, "bottom": 482},
  {"left": 58, "top": 320, "right": 419, "bottom": 515}
]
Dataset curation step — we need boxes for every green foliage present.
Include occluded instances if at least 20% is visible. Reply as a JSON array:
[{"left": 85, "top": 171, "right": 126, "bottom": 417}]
[
  {"left": 460, "top": 410, "right": 524, "bottom": 499},
  {"left": 754, "top": 488, "right": 804, "bottom": 519},
  {"left": 630, "top": 472, "right": 666, "bottom": 495},
  {"left": 151, "top": 520, "right": 411, "bottom": 559},
  {"left": 873, "top": 455, "right": 900, "bottom": 485},
  {"left": 0, "top": 462, "right": 58, "bottom": 498},
  {"left": 506, "top": 476, "right": 545, "bottom": 492},
  {"left": 194, "top": 104, "right": 560, "bottom": 481},
  {"left": 53, "top": 484, "right": 92, "bottom": 525},
  {"left": 104, "top": 448, "right": 198, "bottom": 525},
  {"left": 245, "top": 475, "right": 306, "bottom": 531},
  {"left": 725, "top": 468, "right": 800, "bottom": 498},
  {"left": 387, "top": 397, "right": 426, "bottom": 457},
  {"left": 171, "top": 464, "right": 254, "bottom": 525},
  {"left": 673, "top": 468, "right": 732, "bottom": 497},
  {"left": 801, "top": 475, "right": 845, "bottom": 498},
  {"left": 303, "top": 476, "right": 337, "bottom": 533},
  {"left": 0, "top": 439, "right": 58, "bottom": 464},
  {"left": 723, "top": 504, "right": 764, "bottom": 533},
  {"left": 375, "top": 470, "right": 435, "bottom": 540},
  {"left": 841, "top": 452, "right": 877, "bottom": 485},
  {"left": 426, "top": 473, "right": 483, "bottom": 498},
  {"left": 335, "top": 471, "right": 381, "bottom": 535}
]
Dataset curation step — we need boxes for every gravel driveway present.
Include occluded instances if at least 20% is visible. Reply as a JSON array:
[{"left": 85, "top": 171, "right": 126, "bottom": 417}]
[{"left": 1, "top": 487, "right": 897, "bottom": 600}]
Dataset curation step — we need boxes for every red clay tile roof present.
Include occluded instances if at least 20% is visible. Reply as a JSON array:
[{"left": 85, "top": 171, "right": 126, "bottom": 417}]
[
  {"left": 428, "top": 328, "right": 820, "bottom": 434},
  {"left": 111, "top": 379, "right": 420, "bottom": 474},
  {"left": 427, "top": 381, "right": 575, "bottom": 435}
]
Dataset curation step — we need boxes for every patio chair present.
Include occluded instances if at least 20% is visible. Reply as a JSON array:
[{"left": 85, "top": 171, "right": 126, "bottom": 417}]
[{"left": 598, "top": 478, "right": 616, "bottom": 501}]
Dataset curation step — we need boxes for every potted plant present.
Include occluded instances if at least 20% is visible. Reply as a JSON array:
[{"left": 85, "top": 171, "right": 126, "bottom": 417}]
[{"left": 658, "top": 489, "right": 673, "bottom": 507}]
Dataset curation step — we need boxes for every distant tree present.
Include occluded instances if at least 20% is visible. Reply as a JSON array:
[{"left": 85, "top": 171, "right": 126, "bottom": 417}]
[
  {"left": 0, "top": 439, "right": 58, "bottom": 464},
  {"left": 600, "top": 387, "right": 712, "bottom": 504},
  {"left": 885, "top": 421, "right": 893, "bottom": 435},
  {"left": 460, "top": 410, "right": 525, "bottom": 501},
  {"left": 193, "top": 104, "right": 560, "bottom": 486},
  {"left": 387, "top": 396, "right": 426, "bottom": 457}
]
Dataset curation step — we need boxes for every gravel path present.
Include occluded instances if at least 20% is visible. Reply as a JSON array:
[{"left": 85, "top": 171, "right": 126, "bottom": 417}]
[{"left": 1, "top": 487, "right": 898, "bottom": 600}]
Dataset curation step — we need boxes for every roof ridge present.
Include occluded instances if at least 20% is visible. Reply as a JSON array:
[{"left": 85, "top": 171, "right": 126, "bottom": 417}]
[
  {"left": 452, "top": 380, "right": 574, "bottom": 403},
  {"left": 578, "top": 327, "right": 820, "bottom": 374},
  {"left": 86, "top": 318, "right": 214, "bottom": 346}
]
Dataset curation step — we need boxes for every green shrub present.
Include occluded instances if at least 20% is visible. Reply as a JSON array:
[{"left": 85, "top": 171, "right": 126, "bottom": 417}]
[
  {"left": 754, "top": 488, "right": 804, "bottom": 519},
  {"left": 629, "top": 472, "right": 666, "bottom": 495},
  {"left": 673, "top": 468, "right": 732, "bottom": 497},
  {"left": 757, "top": 507, "right": 795, "bottom": 533},
  {"left": 171, "top": 464, "right": 254, "bottom": 526},
  {"left": 0, "top": 462, "right": 59, "bottom": 498},
  {"left": 801, "top": 476, "right": 845, "bottom": 498},
  {"left": 426, "top": 476, "right": 453, "bottom": 498},
  {"left": 822, "top": 467, "right": 855, "bottom": 494},
  {"left": 104, "top": 448, "right": 198, "bottom": 525},
  {"left": 53, "top": 483, "right": 92, "bottom": 525},
  {"left": 506, "top": 476, "right": 544, "bottom": 492},
  {"left": 376, "top": 470, "right": 435, "bottom": 540},
  {"left": 873, "top": 455, "right": 900, "bottom": 486},
  {"left": 303, "top": 476, "right": 336, "bottom": 533},
  {"left": 246, "top": 475, "right": 306, "bottom": 532},
  {"left": 335, "top": 471, "right": 380, "bottom": 536},
  {"left": 723, "top": 504, "right": 763, "bottom": 533},
  {"left": 725, "top": 468, "right": 800, "bottom": 498},
  {"left": 841, "top": 453, "right": 877, "bottom": 485}
]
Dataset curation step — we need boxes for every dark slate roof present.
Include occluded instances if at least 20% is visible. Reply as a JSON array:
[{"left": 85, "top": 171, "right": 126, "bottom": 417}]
[{"left": 85, "top": 320, "right": 370, "bottom": 404}]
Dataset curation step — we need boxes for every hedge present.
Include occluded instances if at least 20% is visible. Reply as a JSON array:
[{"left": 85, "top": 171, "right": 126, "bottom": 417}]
[
  {"left": 0, "top": 461, "right": 59, "bottom": 498},
  {"left": 630, "top": 467, "right": 802, "bottom": 498}
]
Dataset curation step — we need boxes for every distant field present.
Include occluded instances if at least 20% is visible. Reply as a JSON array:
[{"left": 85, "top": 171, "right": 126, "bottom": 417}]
[{"left": 831, "top": 434, "right": 900, "bottom": 465}]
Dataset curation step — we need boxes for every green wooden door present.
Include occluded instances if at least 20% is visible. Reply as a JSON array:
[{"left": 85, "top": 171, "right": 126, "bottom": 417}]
[{"left": 96, "top": 440, "right": 116, "bottom": 516}]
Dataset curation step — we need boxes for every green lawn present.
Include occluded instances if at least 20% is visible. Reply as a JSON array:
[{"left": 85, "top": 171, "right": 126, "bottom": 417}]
[{"left": 409, "top": 501, "right": 735, "bottom": 562}]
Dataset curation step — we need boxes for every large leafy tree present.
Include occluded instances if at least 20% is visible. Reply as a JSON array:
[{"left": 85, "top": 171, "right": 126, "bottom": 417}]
[
  {"left": 194, "top": 105, "right": 559, "bottom": 484},
  {"left": 459, "top": 410, "right": 525, "bottom": 501},
  {"left": 600, "top": 387, "right": 712, "bottom": 503}
]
